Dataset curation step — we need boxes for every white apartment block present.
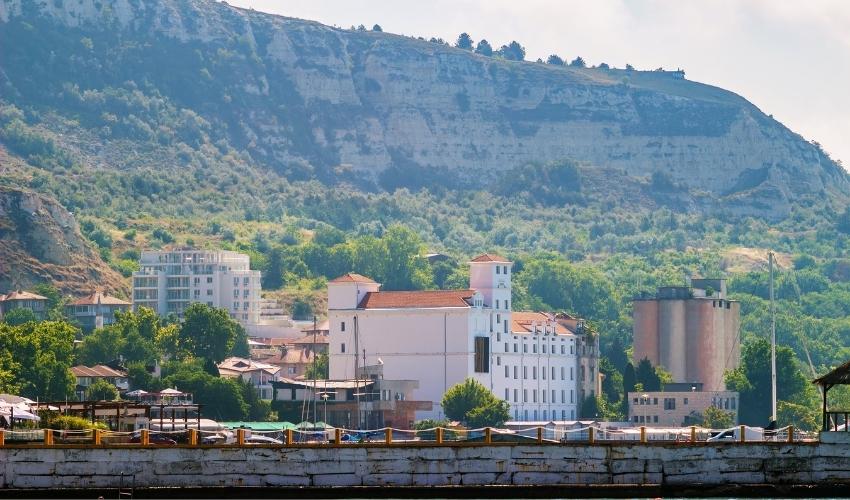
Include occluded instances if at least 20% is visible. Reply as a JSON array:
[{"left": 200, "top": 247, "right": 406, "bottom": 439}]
[
  {"left": 132, "top": 250, "right": 261, "bottom": 325},
  {"left": 327, "top": 254, "right": 594, "bottom": 421}
]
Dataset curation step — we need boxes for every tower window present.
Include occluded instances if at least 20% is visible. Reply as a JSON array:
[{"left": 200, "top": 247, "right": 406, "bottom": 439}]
[
  {"left": 496, "top": 266, "right": 500, "bottom": 275},
  {"left": 341, "top": 321, "right": 346, "bottom": 332}
]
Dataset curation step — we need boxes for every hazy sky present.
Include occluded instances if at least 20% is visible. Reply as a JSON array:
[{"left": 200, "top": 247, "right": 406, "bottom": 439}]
[{"left": 227, "top": 0, "right": 850, "bottom": 167}]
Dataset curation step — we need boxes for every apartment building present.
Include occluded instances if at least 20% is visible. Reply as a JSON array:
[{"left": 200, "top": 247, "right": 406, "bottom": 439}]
[
  {"left": 0, "top": 290, "right": 48, "bottom": 321},
  {"left": 132, "top": 250, "right": 261, "bottom": 325},
  {"left": 327, "top": 254, "right": 597, "bottom": 421}
]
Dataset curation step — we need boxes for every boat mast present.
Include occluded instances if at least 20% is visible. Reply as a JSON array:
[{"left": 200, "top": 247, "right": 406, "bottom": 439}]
[
  {"left": 354, "top": 315, "right": 360, "bottom": 429},
  {"left": 769, "top": 251, "right": 777, "bottom": 423}
]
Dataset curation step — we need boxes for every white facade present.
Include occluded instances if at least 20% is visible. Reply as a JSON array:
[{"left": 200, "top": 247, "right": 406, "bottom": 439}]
[
  {"left": 327, "top": 256, "right": 584, "bottom": 421},
  {"left": 132, "top": 250, "right": 261, "bottom": 325}
]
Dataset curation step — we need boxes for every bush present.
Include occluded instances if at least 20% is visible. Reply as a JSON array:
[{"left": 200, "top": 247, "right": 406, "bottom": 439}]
[
  {"left": 44, "top": 414, "right": 108, "bottom": 430},
  {"left": 152, "top": 227, "right": 175, "bottom": 243}
]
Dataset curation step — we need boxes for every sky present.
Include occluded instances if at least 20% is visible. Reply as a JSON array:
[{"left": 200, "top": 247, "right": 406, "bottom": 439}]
[{"left": 227, "top": 0, "right": 850, "bottom": 168}]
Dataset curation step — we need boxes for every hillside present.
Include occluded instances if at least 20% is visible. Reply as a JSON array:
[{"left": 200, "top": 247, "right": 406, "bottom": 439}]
[
  {"left": 0, "top": 181, "right": 127, "bottom": 296},
  {"left": 0, "top": 0, "right": 847, "bottom": 222}
]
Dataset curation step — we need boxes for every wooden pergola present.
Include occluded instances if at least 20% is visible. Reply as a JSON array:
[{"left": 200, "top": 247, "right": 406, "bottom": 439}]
[{"left": 813, "top": 359, "right": 850, "bottom": 431}]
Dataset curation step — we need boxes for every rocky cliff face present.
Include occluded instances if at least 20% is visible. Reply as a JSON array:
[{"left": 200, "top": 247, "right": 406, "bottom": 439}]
[
  {"left": 0, "top": 183, "right": 127, "bottom": 295},
  {"left": 1, "top": 0, "right": 847, "bottom": 218}
]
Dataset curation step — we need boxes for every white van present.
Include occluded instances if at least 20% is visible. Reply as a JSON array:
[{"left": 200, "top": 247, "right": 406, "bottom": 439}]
[{"left": 706, "top": 426, "right": 764, "bottom": 442}]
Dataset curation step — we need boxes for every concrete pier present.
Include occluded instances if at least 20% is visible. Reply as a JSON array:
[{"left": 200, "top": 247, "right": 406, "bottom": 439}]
[{"left": 0, "top": 442, "right": 847, "bottom": 495}]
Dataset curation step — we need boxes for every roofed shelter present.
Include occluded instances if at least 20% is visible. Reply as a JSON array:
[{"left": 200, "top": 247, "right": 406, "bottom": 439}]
[{"left": 813, "top": 359, "right": 850, "bottom": 431}]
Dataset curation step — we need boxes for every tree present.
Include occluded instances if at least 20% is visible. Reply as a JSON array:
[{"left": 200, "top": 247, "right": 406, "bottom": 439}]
[
  {"left": 474, "top": 39, "right": 493, "bottom": 56},
  {"left": 372, "top": 24, "right": 382, "bottom": 32},
  {"left": 702, "top": 405, "right": 735, "bottom": 428},
  {"left": 0, "top": 321, "right": 76, "bottom": 400},
  {"left": 178, "top": 303, "right": 242, "bottom": 368},
  {"left": 836, "top": 206, "right": 850, "bottom": 234},
  {"left": 76, "top": 326, "right": 125, "bottom": 365},
  {"left": 635, "top": 358, "right": 662, "bottom": 391},
  {"left": 498, "top": 41, "right": 525, "bottom": 61},
  {"left": 3, "top": 308, "right": 36, "bottom": 326},
  {"left": 569, "top": 56, "right": 586, "bottom": 68},
  {"left": 725, "top": 337, "right": 818, "bottom": 427},
  {"left": 455, "top": 33, "right": 473, "bottom": 50},
  {"left": 33, "top": 283, "right": 65, "bottom": 320},
  {"left": 441, "top": 378, "right": 510, "bottom": 427},
  {"left": 305, "top": 352, "right": 329, "bottom": 380},
  {"left": 546, "top": 54, "right": 564, "bottom": 66},
  {"left": 87, "top": 378, "right": 119, "bottom": 401}
]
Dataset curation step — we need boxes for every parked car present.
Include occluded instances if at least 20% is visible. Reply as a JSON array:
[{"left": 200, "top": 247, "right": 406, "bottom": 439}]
[
  {"left": 243, "top": 435, "right": 283, "bottom": 445},
  {"left": 707, "top": 426, "right": 764, "bottom": 442},
  {"left": 130, "top": 432, "right": 177, "bottom": 445}
]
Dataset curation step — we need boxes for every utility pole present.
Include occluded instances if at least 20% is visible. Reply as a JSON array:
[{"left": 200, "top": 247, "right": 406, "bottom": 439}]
[
  {"left": 769, "top": 251, "right": 777, "bottom": 424},
  {"left": 354, "top": 316, "right": 360, "bottom": 429}
]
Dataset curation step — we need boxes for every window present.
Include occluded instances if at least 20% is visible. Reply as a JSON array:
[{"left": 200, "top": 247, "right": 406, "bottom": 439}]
[
  {"left": 496, "top": 356, "right": 501, "bottom": 366},
  {"left": 207, "top": 276, "right": 213, "bottom": 283},
  {"left": 497, "top": 332, "right": 501, "bottom": 342},
  {"left": 653, "top": 416, "right": 659, "bottom": 423},
  {"left": 233, "top": 302, "right": 239, "bottom": 310},
  {"left": 570, "top": 367, "right": 574, "bottom": 381},
  {"left": 543, "top": 344, "right": 547, "bottom": 354},
  {"left": 504, "top": 321, "right": 508, "bottom": 333},
  {"left": 506, "top": 300, "right": 509, "bottom": 309},
  {"left": 533, "top": 344, "right": 537, "bottom": 354},
  {"left": 341, "top": 322, "right": 346, "bottom": 332},
  {"left": 523, "top": 366, "right": 527, "bottom": 379},
  {"left": 206, "top": 301, "right": 213, "bottom": 307},
  {"left": 505, "top": 342, "right": 509, "bottom": 352},
  {"left": 496, "top": 266, "right": 500, "bottom": 275},
  {"left": 194, "top": 289, "right": 200, "bottom": 298},
  {"left": 193, "top": 277, "right": 200, "bottom": 285},
  {"left": 523, "top": 344, "right": 528, "bottom": 353},
  {"left": 562, "top": 390, "right": 566, "bottom": 403},
  {"left": 243, "top": 302, "right": 249, "bottom": 310},
  {"left": 552, "top": 367, "right": 556, "bottom": 380},
  {"left": 684, "top": 397, "right": 689, "bottom": 405},
  {"left": 533, "top": 390, "right": 537, "bottom": 403},
  {"left": 206, "top": 289, "right": 213, "bottom": 296},
  {"left": 496, "top": 313, "right": 501, "bottom": 324},
  {"left": 542, "top": 368, "right": 546, "bottom": 380},
  {"left": 532, "top": 367, "right": 537, "bottom": 379},
  {"left": 243, "top": 289, "right": 249, "bottom": 298},
  {"left": 474, "top": 337, "right": 490, "bottom": 373},
  {"left": 505, "top": 366, "right": 510, "bottom": 377},
  {"left": 505, "top": 388, "right": 510, "bottom": 400},
  {"left": 523, "top": 390, "right": 528, "bottom": 403},
  {"left": 514, "top": 389, "right": 518, "bottom": 402},
  {"left": 561, "top": 345, "right": 565, "bottom": 354},
  {"left": 513, "top": 343, "right": 518, "bottom": 353},
  {"left": 243, "top": 277, "right": 249, "bottom": 285},
  {"left": 233, "top": 290, "right": 238, "bottom": 298},
  {"left": 663, "top": 398, "right": 676, "bottom": 410},
  {"left": 513, "top": 366, "right": 518, "bottom": 379},
  {"left": 233, "top": 277, "right": 239, "bottom": 287},
  {"left": 341, "top": 343, "right": 346, "bottom": 353},
  {"left": 731, "top": 398, "right": 737, "bottom": 410},
  {"left": 496, "top": 299, "right": 499, "bottom": 309},
  {"left": 570, "top": 390, "right": 574, "bottom": 403},
  {"left": 542, "top": 391, "right": 546, "bottom": 403},
  {"left": 552, "top": 390, "right": 556, "bottom": 403},
  {"left": 503, "top": 266, "right": 507, "bottom": 274}
]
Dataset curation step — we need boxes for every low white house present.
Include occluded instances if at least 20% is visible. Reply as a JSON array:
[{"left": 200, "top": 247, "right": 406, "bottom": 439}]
[
  {"left": 217, "top": 357, "right": 281, "bottom": 400},
  {"left": 328, "top": 254, "right": 597, "bottom": 420}
]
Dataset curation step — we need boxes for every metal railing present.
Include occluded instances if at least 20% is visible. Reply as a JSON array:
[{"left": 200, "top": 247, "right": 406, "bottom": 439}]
[{"left": 0, "top": 424, "right": 817, "bottom": 448}]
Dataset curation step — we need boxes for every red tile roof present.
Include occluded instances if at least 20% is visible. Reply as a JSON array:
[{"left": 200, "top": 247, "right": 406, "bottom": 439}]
[
  {"left": 71, "top": 365, "right": 128, "bottom": 378},
  {"left": 290, "top": 333, "right": 329, "bottom": 345},
  {"left": 511, "top": 311, "right": 574, "bottom": 335},
  {"left": 329, "top": 273, "right": 377, "bottom": 284},
  {"left": 1, "top": 290, "right": 47, "bottom": 301},
  {"left": 69, "top": 291, "right": 131, "bottom": 306},
  {"left": 358, "top": 290, "right": 475, "bottom": 309},
  {"left": 470, "top": 253, "right": 511, "bottom": 263}
]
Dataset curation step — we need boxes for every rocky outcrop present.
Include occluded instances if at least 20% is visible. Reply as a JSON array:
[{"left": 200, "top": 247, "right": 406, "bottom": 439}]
[
  {"left": 1, "top": 0, "right": 847, "bottom": 218},
  {"left": 0, "top": 185, "right": 127, "bottom": 296}
]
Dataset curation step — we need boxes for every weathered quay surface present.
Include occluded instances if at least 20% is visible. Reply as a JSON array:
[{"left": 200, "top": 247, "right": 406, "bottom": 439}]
[{"left": 0, "top": 441, "right": 849, "bottom": 497}]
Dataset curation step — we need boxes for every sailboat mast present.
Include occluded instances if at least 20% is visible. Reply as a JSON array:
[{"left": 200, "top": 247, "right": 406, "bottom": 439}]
[{"left": 769, "top": 251, "right": 777, "bottom": 422}]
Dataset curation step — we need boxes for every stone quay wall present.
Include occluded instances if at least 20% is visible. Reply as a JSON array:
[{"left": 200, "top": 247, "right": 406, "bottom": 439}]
[{"left": 0, "top": 442, "right": 848, "bottom": 491}]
